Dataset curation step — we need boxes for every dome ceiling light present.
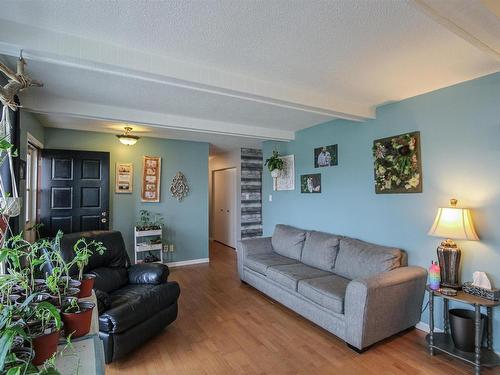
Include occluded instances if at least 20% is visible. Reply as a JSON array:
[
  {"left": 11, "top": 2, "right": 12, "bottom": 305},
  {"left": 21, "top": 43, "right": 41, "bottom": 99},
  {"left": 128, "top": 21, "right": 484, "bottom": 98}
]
[{"left": 116, "top": 126, "right": 140, "bottom": 146}]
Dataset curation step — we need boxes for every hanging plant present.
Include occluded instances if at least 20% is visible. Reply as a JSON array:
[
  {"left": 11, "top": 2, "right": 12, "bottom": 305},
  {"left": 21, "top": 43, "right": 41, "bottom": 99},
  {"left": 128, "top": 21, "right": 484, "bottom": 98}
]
[{"left": 264, "top": 151, "right": 284, "bottom": 173}]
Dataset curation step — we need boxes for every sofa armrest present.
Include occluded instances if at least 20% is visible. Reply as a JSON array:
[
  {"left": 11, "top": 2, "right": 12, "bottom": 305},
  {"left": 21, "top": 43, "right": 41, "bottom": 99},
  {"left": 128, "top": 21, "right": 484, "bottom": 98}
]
[
  {"left": 236, "top": 237, "right": 273, "bottom": 280},
  {"left": 128, "top": 263, "right": 169, "bottom": 285},
  {"left": 344, "top": 266, "right": 427, "bottom": 349}
]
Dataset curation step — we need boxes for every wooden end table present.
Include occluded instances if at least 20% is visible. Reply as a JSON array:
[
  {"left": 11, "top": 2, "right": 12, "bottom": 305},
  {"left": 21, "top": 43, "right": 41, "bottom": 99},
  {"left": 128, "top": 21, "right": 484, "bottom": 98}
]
[{"left": 426, "top": 286, "right": 500, "bottom": 375}]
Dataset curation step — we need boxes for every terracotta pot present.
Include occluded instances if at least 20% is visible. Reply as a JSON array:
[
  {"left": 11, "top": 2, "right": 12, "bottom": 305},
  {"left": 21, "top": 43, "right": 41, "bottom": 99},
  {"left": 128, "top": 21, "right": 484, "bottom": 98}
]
[
  {"left": 31, "top": 328, "right": 61, "bottom": 365},
  {"left": 49, "top": 287, "right": 80, "bottom": 306},
  {"left": 62, "top": 301, "right": 95, "bottom": 338},
  {"left": 77, "top": 274, "right": 96, "bottom": 298}
]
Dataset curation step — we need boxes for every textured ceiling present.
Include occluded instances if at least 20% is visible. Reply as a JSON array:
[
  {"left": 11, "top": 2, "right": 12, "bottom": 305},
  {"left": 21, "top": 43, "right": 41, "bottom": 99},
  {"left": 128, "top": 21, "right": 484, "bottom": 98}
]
[{"left": 0, "top": 0, "right": 499, "bottom": 152}]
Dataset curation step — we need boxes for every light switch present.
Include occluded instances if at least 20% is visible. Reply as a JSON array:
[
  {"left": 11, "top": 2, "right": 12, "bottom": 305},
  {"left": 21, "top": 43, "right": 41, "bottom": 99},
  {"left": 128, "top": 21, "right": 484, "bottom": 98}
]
[{"left": 269, "top": 194, "right": 273, "bottom": 202}]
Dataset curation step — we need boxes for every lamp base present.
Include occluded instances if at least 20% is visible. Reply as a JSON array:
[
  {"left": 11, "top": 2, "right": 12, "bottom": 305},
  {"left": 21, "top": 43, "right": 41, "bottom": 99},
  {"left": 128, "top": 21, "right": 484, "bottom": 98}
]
[{"left": 437, "top": 239, "right": 461, "bottom": 290}]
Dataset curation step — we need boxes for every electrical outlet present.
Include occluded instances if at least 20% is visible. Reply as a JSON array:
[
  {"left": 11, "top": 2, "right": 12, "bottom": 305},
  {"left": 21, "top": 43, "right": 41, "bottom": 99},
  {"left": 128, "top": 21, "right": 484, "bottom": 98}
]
[{"left": 269, "top": 194, "right": 273, "bottom": 202}]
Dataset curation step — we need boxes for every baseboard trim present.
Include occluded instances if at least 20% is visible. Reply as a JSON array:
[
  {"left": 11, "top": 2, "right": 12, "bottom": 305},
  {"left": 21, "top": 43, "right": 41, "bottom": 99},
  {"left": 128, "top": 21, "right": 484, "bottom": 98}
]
[
  {"left": 415, "top": 321, "right": 443, "bottom": 333},
  {"left": 166, "top": 258, "right": 210, "bottom": 267}
]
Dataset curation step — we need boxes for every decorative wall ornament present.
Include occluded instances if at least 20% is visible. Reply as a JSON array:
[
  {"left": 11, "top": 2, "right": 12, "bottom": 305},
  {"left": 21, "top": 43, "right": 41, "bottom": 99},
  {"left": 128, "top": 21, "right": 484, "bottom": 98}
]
[
  {"left": 170, "top": 172, "right": 189, "bottom": 201},
  {"left": 372, "top": 131, "right": 422, "bottom": 194},
  {"left": 0, "top": 53, "right": 43, "bottom": 111},
  {"left": 115, "top": 162, "right": 133, "bottom": 193},
  {"left": 141, "top": 156, "right": 161, "bottom": 202},
  {"left": 277, "top": 154, "right": 295, "bottom": 191}
]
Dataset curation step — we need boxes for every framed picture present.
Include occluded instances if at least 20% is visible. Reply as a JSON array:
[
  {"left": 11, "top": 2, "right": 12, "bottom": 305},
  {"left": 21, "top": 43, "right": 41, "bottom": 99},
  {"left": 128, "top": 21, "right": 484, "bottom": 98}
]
[
  {"left": 314, "top": 144, "right": 338, "bottom": 168},
  {"left": 300, "top": 173, "right": 321, "bottom": 193},
  {"left": 115, "top": 162, "right": 133, "bottom": 193},
  {"left": 372, "top": 131, "right": 422, "bottom": 194},
  {"left": 277, "top": 154, "right": 295, "bottom": 191},
  {"left": 141, "top": 156, "right": 162, "bottom": 202}
]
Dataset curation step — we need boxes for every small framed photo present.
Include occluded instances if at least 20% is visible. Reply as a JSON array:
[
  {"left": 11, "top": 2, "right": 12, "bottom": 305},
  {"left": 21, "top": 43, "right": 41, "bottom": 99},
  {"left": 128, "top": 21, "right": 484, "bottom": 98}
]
[
  {"left": 300, "top": 174, "right": 321, "bottom": 193},
  {"left": 314, "top": 144, "right": 338, "bottom": 168},
  {"left": 115, "top": 163, "right": 133, "bottom": 193}
]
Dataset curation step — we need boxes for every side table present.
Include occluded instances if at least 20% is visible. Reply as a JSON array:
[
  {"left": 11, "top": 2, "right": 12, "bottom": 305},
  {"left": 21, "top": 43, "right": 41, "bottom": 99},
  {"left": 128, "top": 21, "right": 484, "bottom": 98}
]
[{"left": 426, "top": 286, "right": 500, "bottom": 375}]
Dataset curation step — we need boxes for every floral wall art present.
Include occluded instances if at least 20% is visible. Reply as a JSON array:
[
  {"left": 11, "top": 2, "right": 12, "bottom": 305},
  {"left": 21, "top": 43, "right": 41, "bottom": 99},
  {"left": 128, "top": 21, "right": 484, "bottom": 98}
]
[
  {"left": 277, "top": 154, "right": 295, "bottom": 191},
  {"left": 372, "top": 131, "right": 422, "bottom": 194}
]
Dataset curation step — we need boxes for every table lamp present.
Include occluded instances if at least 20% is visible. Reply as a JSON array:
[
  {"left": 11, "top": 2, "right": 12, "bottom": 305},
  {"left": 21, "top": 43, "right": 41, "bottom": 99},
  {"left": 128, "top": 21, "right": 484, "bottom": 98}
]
[{"left": 428, "top": 198, "right": 479, "bottom": 289}]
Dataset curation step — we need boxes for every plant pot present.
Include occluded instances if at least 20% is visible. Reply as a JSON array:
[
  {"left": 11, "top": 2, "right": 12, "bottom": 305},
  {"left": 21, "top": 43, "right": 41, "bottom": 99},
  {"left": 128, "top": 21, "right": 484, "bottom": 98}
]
[
  {"left": 49, "top": 287, "right": 80, "bottom": 306},
  {"left": 449, "top": 308, "right": 486, "bottom": 352},
  {"left": 77, "top": 274, "right": 96, "bottom": 298},
  {"left": 62, "top": 301, "right": 95, "bottom": 338},
  {"left": 31, "top": 328, "right": 61, "bottom": 365},
  {"left": 270, "top": 169, "right": 281, "bottom": 178}
]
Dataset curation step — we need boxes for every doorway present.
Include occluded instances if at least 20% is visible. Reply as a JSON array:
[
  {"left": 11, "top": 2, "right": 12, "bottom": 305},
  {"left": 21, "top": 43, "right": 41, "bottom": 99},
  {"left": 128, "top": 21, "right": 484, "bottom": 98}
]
[
  {"left": 24, "top": 137, "right": 42, "bottom": 243},
  {"left": 39, "top": 149, "right": 110, "bottom": 237},
  {"left": 212, "top": 168, "right": 237, "bottom": 248}
]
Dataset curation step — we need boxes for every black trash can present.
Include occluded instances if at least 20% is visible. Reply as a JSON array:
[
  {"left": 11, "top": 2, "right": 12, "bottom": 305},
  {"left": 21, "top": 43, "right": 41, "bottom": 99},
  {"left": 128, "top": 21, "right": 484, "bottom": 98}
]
[{"left": 449, "top": 309, "right": 486, "bottom": 352}]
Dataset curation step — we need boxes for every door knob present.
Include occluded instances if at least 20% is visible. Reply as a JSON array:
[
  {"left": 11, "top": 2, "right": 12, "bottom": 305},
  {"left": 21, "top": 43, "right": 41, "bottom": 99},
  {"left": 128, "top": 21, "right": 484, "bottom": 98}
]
[
  {"left": 101, "top": 212, "right": 107, "bottom": 216},
  {"left": 101, "top": 218, "right": 107, "bottom": 223}
]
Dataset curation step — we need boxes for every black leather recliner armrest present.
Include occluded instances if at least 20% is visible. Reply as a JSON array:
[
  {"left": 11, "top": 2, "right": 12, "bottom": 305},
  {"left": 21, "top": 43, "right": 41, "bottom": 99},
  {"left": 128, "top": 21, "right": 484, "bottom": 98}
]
[{"left": 128, "top": 263, "right": 170, "bottom": 285}]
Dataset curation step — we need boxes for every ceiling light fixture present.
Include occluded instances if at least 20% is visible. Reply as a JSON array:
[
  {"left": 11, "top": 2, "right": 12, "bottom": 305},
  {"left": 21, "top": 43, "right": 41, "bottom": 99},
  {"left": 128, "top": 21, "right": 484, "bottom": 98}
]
[{"left": 116, "top": 126, "right": 140, "bottom": 146}]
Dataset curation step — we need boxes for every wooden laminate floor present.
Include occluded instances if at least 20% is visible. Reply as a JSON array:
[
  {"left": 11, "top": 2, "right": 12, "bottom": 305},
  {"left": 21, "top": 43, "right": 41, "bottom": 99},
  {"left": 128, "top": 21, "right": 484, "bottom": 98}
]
[{"left": 107, "top": 241, "right": 499, "bottom": 375}]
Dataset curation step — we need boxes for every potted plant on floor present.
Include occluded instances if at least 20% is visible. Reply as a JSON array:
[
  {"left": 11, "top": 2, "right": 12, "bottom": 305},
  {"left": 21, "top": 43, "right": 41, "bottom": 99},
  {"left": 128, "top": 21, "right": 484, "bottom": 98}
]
[
  {"left": 61, "top": 298, "right": 95, "bottom": 338},
  {"left": 70, "top": 238, "right": 106, "bottom": 298},
  {"left": 264, "top": 150, "right": 284, "bottom": 191}
]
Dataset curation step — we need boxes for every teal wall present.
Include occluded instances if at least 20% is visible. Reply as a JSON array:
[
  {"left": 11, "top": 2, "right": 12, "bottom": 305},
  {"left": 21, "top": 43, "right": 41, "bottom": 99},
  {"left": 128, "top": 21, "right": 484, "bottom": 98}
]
[
  {"left": 263, "top": 72, "right": 500, "bottom": 348},
  {"left": 44, "top": 128, "right": 209, "bottom": 262}
]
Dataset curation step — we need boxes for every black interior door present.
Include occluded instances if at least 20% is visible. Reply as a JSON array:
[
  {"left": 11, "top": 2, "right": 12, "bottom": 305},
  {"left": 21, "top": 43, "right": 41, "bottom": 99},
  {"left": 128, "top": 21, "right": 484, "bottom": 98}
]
[{"left": 40, "top": 149, "right": 110, "bottom": 238}]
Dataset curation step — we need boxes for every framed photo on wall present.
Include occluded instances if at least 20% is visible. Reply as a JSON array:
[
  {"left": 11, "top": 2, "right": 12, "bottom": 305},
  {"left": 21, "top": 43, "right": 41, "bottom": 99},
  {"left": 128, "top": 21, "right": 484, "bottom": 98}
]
[
  {"left": 300, "top": 173, "right": 321, "bottom": 193},
  {"left": 314, "top": 144, "right": 338, "bottom": 168},
  {"left": 115, "top": 162, "right": 133, "bottom": 193},
  {"left": 141, "top": 156, "right": 162, "bottom": 202}
]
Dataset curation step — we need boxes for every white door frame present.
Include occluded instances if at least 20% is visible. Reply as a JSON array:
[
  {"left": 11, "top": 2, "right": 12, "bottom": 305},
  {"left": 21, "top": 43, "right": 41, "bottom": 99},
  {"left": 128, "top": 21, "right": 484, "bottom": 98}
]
[
  {"left": 212, "top": 167, "right": 237, "bottom": 248},
  {"left": 24, "top": 132, "right": 43, "bottom": 242}
]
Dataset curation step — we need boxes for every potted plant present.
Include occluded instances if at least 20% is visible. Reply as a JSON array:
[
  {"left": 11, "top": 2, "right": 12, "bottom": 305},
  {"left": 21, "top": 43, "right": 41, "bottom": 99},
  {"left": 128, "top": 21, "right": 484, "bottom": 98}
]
[
  {"left": 70, "top": 238, "right": 106, "bottom": 298},
  {"left": 61, "top": 298, "right": 95, "bottom": 338},
  {"left": 29, "top": 301, "right": 62, "bottom": 366},
  {"left": 136, "top": 210, "right": 163, "bottom": 231},
  {"left": 264, "top": 150, "right": 284, "bottom": 191}
]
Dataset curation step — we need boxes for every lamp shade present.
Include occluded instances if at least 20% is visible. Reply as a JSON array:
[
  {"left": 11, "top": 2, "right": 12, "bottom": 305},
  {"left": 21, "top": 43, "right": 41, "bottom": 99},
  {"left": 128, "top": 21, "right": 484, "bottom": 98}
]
[{"left": 428, "top": 199, "right": 479, "bottom": 241}]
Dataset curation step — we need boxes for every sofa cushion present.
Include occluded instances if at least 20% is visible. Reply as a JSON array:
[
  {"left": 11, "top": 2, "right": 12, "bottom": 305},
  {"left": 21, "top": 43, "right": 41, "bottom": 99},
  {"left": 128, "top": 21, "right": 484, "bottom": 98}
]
[
  {"left": 271, "top": 225, "right": 307, "bottom": 260},
  {"left": 334, "top": 238, "right": 404, "bottom": 280},
  {"left": 99, "top": 282, "right": 180, "bottom": 334},
  {"left": 245, "top": 253, "right": 298, "bottom": 275},
  {"left": 266, "top": 263, "right": 331, "bottom": 291},
  {"left": 301, "top": 231, "right": 341, "bottom": 272},
  {"left": 298, "top": 274, "right": 350, "bottom": 314}
]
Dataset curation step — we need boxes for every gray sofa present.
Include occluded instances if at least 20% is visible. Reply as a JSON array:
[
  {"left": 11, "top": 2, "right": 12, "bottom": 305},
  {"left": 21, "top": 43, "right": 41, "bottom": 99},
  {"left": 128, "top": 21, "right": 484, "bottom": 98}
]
[{"left": 237, "top": 224, "right": 427, "bottom": 351}]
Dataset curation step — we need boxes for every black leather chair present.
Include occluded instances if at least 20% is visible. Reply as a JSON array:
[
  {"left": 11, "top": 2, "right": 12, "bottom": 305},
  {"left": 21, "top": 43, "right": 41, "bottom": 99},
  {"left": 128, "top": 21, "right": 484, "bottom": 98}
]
[{"left": 52, "top": 230, "right": 180, "bottom": 363}]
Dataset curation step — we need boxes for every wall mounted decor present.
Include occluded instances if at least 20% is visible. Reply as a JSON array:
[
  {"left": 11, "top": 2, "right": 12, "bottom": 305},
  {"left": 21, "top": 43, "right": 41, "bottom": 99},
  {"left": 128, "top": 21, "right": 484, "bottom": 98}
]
[
  {"left": 372, "top": 131, "right": 422, "bottom": 194},
  {"left": 277, "top": 154, "right": 295, "bottom": 191},
  {"left": 115, "top": 162, "right": 133, "bottom": 193},
  {"left": 314, "top": 144, "right": 338, "bottom": 168},
  {"left": 300, "top": 173, "right": 321, "bottom": 193},
  {"left": 0, "top": 53, "right": 43, "bottom": 111},
  {"left": 170, "top": 172, "right": 189, "bottom": 201},
  {"left": 141, "top": 156, "right": 161, "bottom": 202}
]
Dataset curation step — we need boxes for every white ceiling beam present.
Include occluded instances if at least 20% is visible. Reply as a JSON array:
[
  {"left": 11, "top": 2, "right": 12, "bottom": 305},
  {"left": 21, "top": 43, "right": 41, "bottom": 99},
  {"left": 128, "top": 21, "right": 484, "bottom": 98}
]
[
  {"left": 20, "top": 93, "right": 295, "bottom": 141},
  {"left": 0, "top": 20, "right": 375, "bottom": 121}
]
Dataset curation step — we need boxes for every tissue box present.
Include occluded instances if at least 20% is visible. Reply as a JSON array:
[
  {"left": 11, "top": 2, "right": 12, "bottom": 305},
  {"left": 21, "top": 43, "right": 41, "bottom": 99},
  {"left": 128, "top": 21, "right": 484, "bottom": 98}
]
[{"left": 462, "top": 282, "right": 500, "bottom": 301}]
